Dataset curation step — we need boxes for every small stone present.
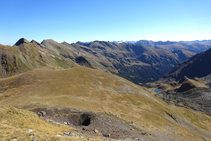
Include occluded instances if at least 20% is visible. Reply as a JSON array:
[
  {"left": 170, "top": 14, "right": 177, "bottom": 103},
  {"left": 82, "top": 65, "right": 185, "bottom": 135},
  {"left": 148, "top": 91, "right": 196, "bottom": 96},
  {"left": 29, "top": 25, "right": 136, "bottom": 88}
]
[
  {"left": 129, "top": 121, "right": 135, "bottom": 126},
  {"left": 64, "top": 122, "right": 68, "bottom": 125},
  {"left": 63, "top": 132, "right": 68, "bottom": 136},
  {"left": 130, "top": 128, "right": 134, "bottom": 130},
  {"left": 56, "top": 134, "right": 62, "bottom": 137},
  {"left": 12, "top": 139, "right": 17, "bottom": 141},
  {"left": 32, "top": 139, "right": 36, "bottom": 141},
  {"left": 104, "top": 133, "right": 110, "bottom": 138},
  {"left": 27, "top": 129, "right": 33, "bottom": 132},
  {"left": 94, "top": 129, "right": 99, "bottom": 133},
  {"left": 29, "top": 134, "right": 34, "bottom": 138},
  {"left": 38, "top": 111, "right": 46, "bottom": 117},
  {"left": 69, "top": 133, "right": 73, "bottom": 137},
  {"left": 63, "top": 132, "right": 73, "bottom": 136}
]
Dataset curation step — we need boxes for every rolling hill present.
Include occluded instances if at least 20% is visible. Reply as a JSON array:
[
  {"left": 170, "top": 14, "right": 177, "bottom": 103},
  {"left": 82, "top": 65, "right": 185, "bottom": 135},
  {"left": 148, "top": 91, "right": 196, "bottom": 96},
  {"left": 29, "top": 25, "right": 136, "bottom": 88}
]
[{"left": 0, "top": 66, "right": 211, "bottom": 140}]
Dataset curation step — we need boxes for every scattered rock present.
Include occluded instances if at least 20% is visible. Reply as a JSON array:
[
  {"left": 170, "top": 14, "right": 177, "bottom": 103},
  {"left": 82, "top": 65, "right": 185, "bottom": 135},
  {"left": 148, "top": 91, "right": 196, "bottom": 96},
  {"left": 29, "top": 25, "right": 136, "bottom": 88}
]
[
  {"left": 94, "top": 129, "right": 99, "bottom": 133},
  {"left": 170, "top": 81, "right": 177, "bottom": 86},
  {"left": 56, "top": 134, "right": 62, "bottom": 137},
  {"left": 129, "top": 121, "right": 135, "bottom": 126},
  {"left": 79, "top": 135, "right": 84, "bottom": 138},
  {"left": 27, "top": 129, "right": 33, "bottom": 132},
  {"left": 104, "top": 133, "right": 110, "bottom": 138},
  {"left": 63, "top": 132, "right": 73, "bottom": 136},
  {"left": 31, "top": 106, "right": 145, "bottom": 140},
  {"left": 29, "top": 134, "right": 34, "bottom": 138},
  {"left": 38, "top": 111, "right": 46, "bottom": 117},
  {"left": 64, "top": 121, "right": 69, "bottom": 125}
]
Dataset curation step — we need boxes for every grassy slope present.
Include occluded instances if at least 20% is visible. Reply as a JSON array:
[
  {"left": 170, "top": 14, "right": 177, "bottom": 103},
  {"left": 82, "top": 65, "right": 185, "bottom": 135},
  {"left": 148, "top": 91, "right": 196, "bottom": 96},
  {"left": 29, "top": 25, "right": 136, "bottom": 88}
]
[
  {"left": 0, "top": 43, "right": 76, "bottom": 78},
  {"left": 0, "top": 66, "right": 211, "bottom": 140},
  {"left": 0, "top": 106, "right": 104, "bottom": 141}
]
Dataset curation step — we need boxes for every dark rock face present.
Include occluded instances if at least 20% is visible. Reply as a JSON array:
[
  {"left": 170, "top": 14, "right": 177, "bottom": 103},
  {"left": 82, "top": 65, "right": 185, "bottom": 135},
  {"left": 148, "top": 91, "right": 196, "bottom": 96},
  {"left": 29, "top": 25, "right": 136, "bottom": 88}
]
[
  {"left": 177, "top": 81, "right": 197, "bottom": 92},
  {"left": 14, "top": 38, "right": 30, "bottom": 46},
  {"left": 1, "top": 54, "right": 8, "bottom": 70},
  {"left": 79, "top": 113, "right": 93, "bottom": 126},
  {"left": 0, "top": 49, "right": 18, "bottom": 78},
  {"left": 75, "top": 56, "right": 93, "bottom": 68}
]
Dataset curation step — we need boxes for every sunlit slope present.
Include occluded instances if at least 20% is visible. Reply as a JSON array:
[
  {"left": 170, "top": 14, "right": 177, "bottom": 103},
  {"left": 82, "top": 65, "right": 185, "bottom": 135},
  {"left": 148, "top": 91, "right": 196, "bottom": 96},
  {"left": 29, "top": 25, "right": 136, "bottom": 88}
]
[
  {"left": 0, "top": 39, "right": 76, "bottom": 78},
  {"left": 0, "top": 66, "right": 211, "bottom": 140},
  {"left": 0, "top": 106, "right": 102, "bottom": 141}
]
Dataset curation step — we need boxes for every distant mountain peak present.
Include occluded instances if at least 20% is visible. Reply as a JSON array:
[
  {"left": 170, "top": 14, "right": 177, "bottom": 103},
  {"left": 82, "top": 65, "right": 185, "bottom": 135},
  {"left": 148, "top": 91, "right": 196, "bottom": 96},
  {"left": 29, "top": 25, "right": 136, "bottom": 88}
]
[
  {"left": 31, "top": 40, "right": 46, "bottom": 48},
  {"left": 14, "top": 38, "right": 30, "bottom": 46},
  {"left": 41, "top": 39, "right": 56, "bottom": 43}
]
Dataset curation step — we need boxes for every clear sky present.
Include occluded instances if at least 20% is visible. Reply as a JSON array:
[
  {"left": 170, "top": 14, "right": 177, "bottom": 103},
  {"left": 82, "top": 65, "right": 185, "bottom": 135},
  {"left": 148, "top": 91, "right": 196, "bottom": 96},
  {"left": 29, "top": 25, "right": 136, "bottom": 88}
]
[{"left": 1, "top": 0, "right": 211, "bottom": 45}]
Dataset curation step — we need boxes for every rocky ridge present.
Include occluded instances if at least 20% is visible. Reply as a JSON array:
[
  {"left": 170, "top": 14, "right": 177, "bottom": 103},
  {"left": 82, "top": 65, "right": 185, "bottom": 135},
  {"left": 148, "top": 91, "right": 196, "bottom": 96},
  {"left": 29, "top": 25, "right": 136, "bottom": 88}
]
[{"left": 0, "top": 38, "right": 196, "bottom": 84}]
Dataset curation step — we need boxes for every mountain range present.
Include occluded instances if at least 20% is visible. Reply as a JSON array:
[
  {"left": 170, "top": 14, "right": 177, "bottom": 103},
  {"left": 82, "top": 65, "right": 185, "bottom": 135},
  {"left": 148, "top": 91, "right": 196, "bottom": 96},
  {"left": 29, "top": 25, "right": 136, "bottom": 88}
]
[
  {"left": 135, "top": 40, "right": 211, "bottom": 53},
  {"left": 1, "top": 38, "right": 211, "bottom": 140},
  {"left": 0, "top": 38, "right": 196, "bottom": 84}
]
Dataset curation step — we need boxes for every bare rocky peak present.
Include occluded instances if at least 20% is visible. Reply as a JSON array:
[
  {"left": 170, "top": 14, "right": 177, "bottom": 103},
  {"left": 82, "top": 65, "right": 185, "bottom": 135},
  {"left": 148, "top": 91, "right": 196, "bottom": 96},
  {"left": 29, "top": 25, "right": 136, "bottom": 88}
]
[{"left": 14, "top": 38, "right": 30, "bottom": 46}]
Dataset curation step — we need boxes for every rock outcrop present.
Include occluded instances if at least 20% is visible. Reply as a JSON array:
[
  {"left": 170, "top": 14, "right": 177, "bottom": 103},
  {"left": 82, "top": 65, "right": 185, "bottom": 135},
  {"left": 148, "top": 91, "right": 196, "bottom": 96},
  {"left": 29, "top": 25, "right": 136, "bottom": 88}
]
[{"left": 14, "top": 38, "right": 30, "bottom": 46}]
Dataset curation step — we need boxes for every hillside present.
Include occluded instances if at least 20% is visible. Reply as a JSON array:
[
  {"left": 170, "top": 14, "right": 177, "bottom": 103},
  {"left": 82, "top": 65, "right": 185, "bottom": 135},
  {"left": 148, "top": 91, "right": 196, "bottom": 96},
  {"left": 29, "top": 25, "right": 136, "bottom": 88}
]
[
  {"left": 172, "top": 50, "right": 196, "bottom": 62},
  {"left": 161, "top": 47, "right": 211, "bottom": 82},
  {"left": 0, "top": 66, "right": 211, "bottom": 140},
  {"left": 0, "top": 38, "right": 76, "bottom": 79}
]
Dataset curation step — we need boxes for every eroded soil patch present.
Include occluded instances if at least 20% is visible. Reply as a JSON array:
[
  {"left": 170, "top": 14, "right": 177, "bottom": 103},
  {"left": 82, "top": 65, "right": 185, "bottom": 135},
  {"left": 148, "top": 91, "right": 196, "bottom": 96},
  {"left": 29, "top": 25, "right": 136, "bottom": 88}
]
[{"left": 30, "top": 106, "right": 147, "bottom": 140}]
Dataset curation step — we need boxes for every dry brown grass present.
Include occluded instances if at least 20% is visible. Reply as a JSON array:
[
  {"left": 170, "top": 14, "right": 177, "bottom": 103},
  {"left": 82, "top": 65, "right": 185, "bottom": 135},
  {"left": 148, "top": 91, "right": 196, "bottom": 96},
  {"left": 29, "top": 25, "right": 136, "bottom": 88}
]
[
  {"left": 0, "top": 66, "right": 211, "bottom": 140},
  {"left": 0, "top": 106, "right": 106, "bottom": 140}
]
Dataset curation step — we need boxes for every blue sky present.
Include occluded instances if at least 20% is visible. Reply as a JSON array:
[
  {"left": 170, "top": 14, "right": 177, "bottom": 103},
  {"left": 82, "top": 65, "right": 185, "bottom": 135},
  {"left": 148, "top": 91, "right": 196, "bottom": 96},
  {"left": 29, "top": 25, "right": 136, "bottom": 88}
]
[{"left": 1, "top": 0, "right": 211, "bottom": 45}]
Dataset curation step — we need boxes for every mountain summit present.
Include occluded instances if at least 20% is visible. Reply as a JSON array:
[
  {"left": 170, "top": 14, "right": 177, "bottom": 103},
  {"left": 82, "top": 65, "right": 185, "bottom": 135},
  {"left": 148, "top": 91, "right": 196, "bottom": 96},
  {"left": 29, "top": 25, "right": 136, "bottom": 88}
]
[{"left": 14, "top": 38, "right": 30, "bottom": 46}]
